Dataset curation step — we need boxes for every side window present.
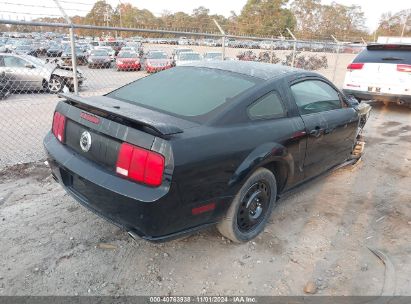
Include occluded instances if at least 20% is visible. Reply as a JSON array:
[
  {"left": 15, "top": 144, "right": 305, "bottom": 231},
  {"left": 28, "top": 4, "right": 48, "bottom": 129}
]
[
  {"left": 291, "top": 80, "right": 342, "bottom": 115},
  {"left": 248, "top": 91, "right": 286, "bottom": 120},
  {"left": 4, "top": 56, "right": 27, "bottom": 68}
]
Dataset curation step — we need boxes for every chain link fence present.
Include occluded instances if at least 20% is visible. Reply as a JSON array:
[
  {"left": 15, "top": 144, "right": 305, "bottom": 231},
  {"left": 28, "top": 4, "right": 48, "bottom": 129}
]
[{"left": 0, "top": 19, "right": 365, "bottom": 169}]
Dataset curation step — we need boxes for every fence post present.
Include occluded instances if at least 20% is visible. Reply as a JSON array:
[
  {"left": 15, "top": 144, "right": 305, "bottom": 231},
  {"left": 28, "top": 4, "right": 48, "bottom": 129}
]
[
  {"left": 286, "top": 28, "right": 297, "bottom": 67},
  {"left": 270, "top": 36, "right": 274, "bottom": 64},
  {"left": 53, "top": 0, "right": 79, "bottom": 94},
  {"left": 331, "top": 35, "right": 340, "bottom": 83},
  {"left": 213, "top": 19, "right": 226, "bottom": 60}
]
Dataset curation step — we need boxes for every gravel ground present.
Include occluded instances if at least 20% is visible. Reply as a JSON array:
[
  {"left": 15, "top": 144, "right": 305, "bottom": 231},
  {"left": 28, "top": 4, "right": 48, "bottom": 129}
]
[{"left": 0, "top": 102, "right": 410, "bottom": 296}]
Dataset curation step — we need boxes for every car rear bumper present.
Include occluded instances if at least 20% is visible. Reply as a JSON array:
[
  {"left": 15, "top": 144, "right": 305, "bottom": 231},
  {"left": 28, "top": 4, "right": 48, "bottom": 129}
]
[
  {"left": 43, "top": 132, "right": 219, "bottom": 241},
  {"left": 343, "top": 89, "right": 411, "bottom": 104},
  {"left": 146, "top": 66, "right": 171, "bottom": 73},
  {"left": 117, "top": 63, "right": 141, "bottom": 70}
]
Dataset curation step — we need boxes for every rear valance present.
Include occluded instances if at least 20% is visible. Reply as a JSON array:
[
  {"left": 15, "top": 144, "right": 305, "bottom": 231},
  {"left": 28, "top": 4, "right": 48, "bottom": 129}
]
[{"left": 59, "top": 93, "right": 185, "bottom": 136}]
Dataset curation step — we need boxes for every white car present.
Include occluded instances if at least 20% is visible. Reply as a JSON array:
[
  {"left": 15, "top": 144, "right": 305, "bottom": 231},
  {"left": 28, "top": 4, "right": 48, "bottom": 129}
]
[
  {"left": 175, "top": 52, "right": 202, "bottom": 66},
  {"left": 203, "top": 52, "right": 223, "bottom": 61},
  {"left": 342, "top": 43, "right": 411, "bottom": 106},
  {"left": 178, "top": 37, "right": 189, "bottom": 45},
  {"left": 95, "top": 46, "right": 116, "bottom": 61}
]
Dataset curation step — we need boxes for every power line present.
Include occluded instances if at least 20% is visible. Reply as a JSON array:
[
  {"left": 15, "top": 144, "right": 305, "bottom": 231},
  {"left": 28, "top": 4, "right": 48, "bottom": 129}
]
[
  {"left": 0, "top": 1, "right": 90, "bottom": 13},
  {"left": 1, "top": 10, "right": 63, "bottom": 17},
  {"left": 59, "top": 0, "right": 94, "bottom": 5}
]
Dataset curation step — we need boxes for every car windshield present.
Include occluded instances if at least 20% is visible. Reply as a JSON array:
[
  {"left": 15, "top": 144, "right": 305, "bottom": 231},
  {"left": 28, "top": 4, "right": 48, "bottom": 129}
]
[
  {"left": 23, "top": 55, "right": 45, "bottom": 66},
  {"left": 205, "top": 53, "right": 222, "bottom": 59},
  {"left": 107, "top": 67, "right": 258, "bottom": 118},
  {"left": 354, "top": 47, "right": 411, "bottom": 64},
  {"left": 98, "top": 47, "right": 112, "bottom": 52},
  {"left": 179, "top": 53, "right": 201, "bottom": 60},
  {"left": 16, "top": 45, "right": 31, "bottom": 50},
  {"left": 118, "top": 52, "right": 137, "bottom": 58},
  {"left": 91, "top": 50, "right": 108, "bottom": 56},
  {"left": 148, "top": 52, "right": 167, "bottom": 59},
  {"left": 176, "top": 49, "right": 192, "bottom": 55}
]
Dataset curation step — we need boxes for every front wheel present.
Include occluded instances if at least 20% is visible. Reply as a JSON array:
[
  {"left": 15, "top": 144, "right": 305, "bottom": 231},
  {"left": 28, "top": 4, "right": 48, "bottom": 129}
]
[
  {"left": 47, "top": 76, "right": 64, "bottom": 94},
  {"left": 217, "top": 168, "right": 277, "bottom": 243}
]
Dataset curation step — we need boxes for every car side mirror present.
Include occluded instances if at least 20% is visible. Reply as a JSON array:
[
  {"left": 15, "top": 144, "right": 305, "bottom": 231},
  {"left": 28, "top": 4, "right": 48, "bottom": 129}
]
[
  {"left": 343, "top": 94, "right": 359, "bottom": 107},
  {"left": 25, "top": 63, "right": 35, "bottom": 69}
]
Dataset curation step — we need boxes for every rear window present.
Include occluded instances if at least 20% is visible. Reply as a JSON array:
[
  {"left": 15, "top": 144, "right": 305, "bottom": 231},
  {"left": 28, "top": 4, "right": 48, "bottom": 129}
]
[
  {"left": 107, "top": 67, "right": 258, "bottom": 118},
  {"left": 354, "top": 49, "right": 411, "bottom": 64}
]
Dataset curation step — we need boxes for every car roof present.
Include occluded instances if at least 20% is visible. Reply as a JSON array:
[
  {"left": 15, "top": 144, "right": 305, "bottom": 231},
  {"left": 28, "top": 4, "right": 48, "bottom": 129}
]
[{"left": 183, "top": 60, "right": 304, "bottom": 80}]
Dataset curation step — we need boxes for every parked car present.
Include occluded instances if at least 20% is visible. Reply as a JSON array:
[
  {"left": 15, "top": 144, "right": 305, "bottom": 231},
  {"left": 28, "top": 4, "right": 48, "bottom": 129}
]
[
  {"left": 202, "top": 39, "right": 217, "bottom": 47},
  {"left": 61, "top": 47, "right": 87, "bottom": 65},
  {"left": 13, "top": 45, "right": 37, "bottom": 57},
  {"left": 87, "top": 49, "right": 111, "bottom": 69},
  {"left": 342, "top": 43, "right": 411, "bottom": 106},
  {"left": 178, "top": 37, "right": 189, "bottom": 45},
  {"left": 171, "top": 48, "right": 193, "bottom": 64},
  {"left": 43, "top": 61, "right": 370, "bottom": 242},
  {"left": 203, "top": 52, "right": 223, "bottom": 61},
  {"left": 0, "top": 53, "right": 84, "bottom": 93},
  {"left": 125, "top": 42, "right": 143, "bottom": 54},
  {"left": 95, "top": 46, "right": 116, "bottom": 61},
  {"left": 175, "top": 52, "right": 202, "bottom": 66},
  {"left": 0, "top": 70, "right": 11, "bottom": 99},
  {"left": 46, "top": 44, "right": 63, "bottom": 57},
  {"left": 101, "top": 41, "right": 124, "bottom": 55},
  {"left": 116, "top": 51, "right": 141, "bottom": 71},
  {"left": 144, "top": 51, "right": 172, "bottom": 73}
]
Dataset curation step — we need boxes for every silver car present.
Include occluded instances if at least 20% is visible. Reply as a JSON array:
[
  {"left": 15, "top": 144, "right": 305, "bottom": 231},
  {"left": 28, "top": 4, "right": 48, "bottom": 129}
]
[
  {"left": 0, "top": 53, "right": 84, "bottom": 94},
  {"left": 175, "top": 52, "right": 202, "bottom": 66}
]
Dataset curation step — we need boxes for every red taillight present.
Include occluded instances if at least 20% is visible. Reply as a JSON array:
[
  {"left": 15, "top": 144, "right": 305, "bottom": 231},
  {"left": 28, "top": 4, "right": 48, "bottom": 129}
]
[
  {"left": 347, "top": 63, "right": 364, "bottom": 70},
  {"left": 52, "top": 112, "right": 66, "bottom": 142},
  {"left": 397, "top": 64, "right": 411, "bottom": 72},
  {"left": 116, "top": 143, "right": 165, "bottom": 187}
]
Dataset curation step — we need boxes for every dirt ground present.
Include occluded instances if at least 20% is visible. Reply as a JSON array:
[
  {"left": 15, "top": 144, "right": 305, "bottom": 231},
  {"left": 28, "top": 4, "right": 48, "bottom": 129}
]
[{"left": 0, "top": 102, "right": 410, "bottom": 296}]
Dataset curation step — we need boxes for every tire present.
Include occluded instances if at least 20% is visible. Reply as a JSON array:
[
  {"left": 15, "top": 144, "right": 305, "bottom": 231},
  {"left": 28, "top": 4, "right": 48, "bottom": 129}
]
[
  {"left": 47, "top": 76, "right": 64, "bottom": 94},
  {"left": 217, "top": 168, "right": 277, "bottom": 243}
]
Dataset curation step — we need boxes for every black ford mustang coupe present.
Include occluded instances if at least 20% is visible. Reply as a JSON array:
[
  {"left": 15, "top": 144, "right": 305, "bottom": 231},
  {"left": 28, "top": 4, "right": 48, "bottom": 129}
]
[{"left": 44, "top": 61, "right": 370, "bottom": 243}]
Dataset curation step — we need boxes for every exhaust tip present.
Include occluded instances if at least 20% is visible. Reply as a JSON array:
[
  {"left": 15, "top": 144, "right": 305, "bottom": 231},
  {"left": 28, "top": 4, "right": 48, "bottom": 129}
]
[{"left": 127, "top": 231, "right": 139, "bottom": 240}]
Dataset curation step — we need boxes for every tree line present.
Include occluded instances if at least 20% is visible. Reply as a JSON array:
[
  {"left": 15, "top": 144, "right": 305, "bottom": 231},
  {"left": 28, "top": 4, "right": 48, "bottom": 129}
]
[{"left": 2, "top": 0, "right": 410, "bottom": 41}]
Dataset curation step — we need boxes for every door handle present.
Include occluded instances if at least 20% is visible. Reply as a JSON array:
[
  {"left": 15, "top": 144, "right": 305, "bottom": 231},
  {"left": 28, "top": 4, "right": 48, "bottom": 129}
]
[{"left": 309, "top": 127, "right": 324, "bottom": 137}]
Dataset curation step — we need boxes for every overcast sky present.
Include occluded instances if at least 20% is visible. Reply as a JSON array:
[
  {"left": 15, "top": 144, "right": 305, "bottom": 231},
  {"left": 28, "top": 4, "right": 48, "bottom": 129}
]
[{"left": 1, "top": 0, "right": 409, "bottom": 32}]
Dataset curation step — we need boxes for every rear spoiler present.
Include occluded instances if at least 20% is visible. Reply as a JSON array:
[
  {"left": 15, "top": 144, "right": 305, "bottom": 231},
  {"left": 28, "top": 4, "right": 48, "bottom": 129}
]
[
  {"left": 367, "top": 43, "right": 411, "bottom": 51},
  {"left": 59, "top": 93, "right": 184, "bottom": 136}
]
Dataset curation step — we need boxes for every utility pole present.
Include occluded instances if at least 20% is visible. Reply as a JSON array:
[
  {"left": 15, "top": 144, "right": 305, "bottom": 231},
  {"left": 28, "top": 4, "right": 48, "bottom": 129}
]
[
  {"left": 400, "top": 14, "right": 409, "bottom": 40},
  {"left": 213, "top": 19, "right": 226, "bottom": 60},
  {"left": 118, "top": 0, "right": 123, "bottom": 38},
  {"left": 331, "top": 35, "right": 340, "bottom": 83},
  {"left": 52, "top": 0, "right": 78, "bottom": 94},
  {"left": 286, "top": 28, "right": 296, "bottom": 68}
]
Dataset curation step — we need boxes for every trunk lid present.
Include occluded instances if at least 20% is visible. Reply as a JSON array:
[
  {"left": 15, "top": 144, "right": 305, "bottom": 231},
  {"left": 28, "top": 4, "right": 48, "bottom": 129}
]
[
  {"left": 56, "top": 93, "right": 197, "bottom": 172},
  {"left": 59, "top": 93, "right": 196, "bottom": 136}
]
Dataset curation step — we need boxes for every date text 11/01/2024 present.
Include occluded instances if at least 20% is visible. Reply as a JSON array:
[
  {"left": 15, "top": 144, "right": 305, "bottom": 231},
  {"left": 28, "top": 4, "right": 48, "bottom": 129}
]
[{"left": 149, "top": 296, "right": 257, "bottom": 303}]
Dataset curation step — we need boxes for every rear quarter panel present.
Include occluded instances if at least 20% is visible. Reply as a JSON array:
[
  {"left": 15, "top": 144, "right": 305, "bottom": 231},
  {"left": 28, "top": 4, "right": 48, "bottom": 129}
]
[{"left": 170, "top": 116, "right": 306, "bottom": 214}]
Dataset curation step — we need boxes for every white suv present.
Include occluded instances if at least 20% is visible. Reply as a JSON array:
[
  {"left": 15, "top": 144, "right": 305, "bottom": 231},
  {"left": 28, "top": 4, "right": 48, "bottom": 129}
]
[{"left": 342, "top": 44, "right": 411, "bottom": 106}]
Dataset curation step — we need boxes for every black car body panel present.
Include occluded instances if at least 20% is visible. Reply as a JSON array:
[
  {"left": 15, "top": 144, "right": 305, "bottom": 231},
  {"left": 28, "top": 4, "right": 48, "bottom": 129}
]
[{"left": 44, "top": 61, "right": 369, "bottom": 241}]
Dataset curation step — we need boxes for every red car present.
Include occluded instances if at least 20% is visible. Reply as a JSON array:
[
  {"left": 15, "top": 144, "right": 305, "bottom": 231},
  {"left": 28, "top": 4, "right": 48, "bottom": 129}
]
[
  {"left": 144, "top": 51, "right": 172, "bottom": 73},
  {"left": 116, "top": 51, "right": 141, "bottom": 71}
]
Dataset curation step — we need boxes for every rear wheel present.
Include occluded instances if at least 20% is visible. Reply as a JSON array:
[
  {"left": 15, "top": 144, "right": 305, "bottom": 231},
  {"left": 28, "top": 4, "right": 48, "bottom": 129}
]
[{"left": 217, "top": 168, "right": 277, "bottom": 243}]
